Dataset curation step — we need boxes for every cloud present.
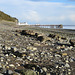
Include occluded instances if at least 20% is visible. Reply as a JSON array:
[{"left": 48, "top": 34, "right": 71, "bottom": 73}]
[
  {"left": 63, "top": 5, "right": 75, "bottom": 8},
  {"left": 69, "top": 14, "right": 75, "bottom": 22},
  {"left": 69, "top": 0, "right": 75, "bottom": 1},
  {"left": 46, "top": 16, "right": 66, "bottom": 21},
  {"left": 22, "top": 10, "right": 41, "bottom": 22},
  {"left": 29, "top": 0, "right": 50, "bottom": 1}
]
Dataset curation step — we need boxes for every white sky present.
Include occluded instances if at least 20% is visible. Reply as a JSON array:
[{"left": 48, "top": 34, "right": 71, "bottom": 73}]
[{"left": 0, "top": 0, "right": 75, "bottom": 25}]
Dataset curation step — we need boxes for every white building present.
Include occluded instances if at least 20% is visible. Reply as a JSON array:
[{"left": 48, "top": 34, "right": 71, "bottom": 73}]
[{"left": 18, "top": 22, "right": 28, "bottom": 25}]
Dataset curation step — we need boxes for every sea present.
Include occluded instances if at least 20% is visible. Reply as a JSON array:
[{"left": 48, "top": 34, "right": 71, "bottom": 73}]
[
  {"left": 63, "top": 25, "right": 75, "bottom": 29},
  {"left": 39, "top": 25, "right": 75, "bottom": 29}
]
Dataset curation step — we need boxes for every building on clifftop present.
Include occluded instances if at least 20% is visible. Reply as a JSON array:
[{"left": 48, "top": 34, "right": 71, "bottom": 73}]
[{"left": 17, "top": 22, "right": 28, "bottom": 25}]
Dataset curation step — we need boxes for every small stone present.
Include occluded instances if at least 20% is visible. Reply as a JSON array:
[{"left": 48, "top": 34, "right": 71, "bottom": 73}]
[
  {"left": 12, "top": 47, "right": 17, "bottom": 52},
  {"left": 50, "top": 48, "right": 53, "bottom": 51},
  {"left": 32, "top": 47, "right": 37, "bottom": 51},
  {"left": 32, "top": 67, "right": 36, "bottom": 70},
  {"left": 26, "top": 61, "right": 28, "bottom": 64},
  {"left": 3, "top": 65, "right": 5, "bottom": 68},
  {"left": 16, "top": 33, "right": 21, "bottom": 36},
  {"left": 62, "top": 53, "right": 67, "bottom": 56},
  {"left": 0, "top": 64, "right": 2, "bottom": 68},
  {"left": 50, "top": 55, "right": 53, "bottom": 58},
  {"left": 9, "top": 64, "right": 15, "bottom": 67},
  {"left": 29, "top": 59, "right": 33, "bottom": 61},
  {"left": 68, "top": 72, "right": 71, "bottom": 75},
  {"left": 22, "top": 54, "right": 26, "bottom": 57},
  {"left": 1, "top": 57, "right": 4, "bottom": 59},
  {"left": 40, "top": 69, "right": 43, "bottom": 73},
  {"left": 7, "top": 59, "right": 10, "bottom": 61},
  {"left": 5, "top": 45, "right": 8, "bottom": 50},
  {"left": 65, "top": 63, "right": 70, "bottom": 67},
  {"left": 46, "top": 72, "right": 50, "bottom": 75},
  {"left": 34, "top": 43, "right": 40, "bottom": 46},
  {"left": 27, "top": 46, "right": 37, "bottom": 51},
  {"left": 30, "top": 53, "right": 34, "bottom": 56},
  {"left": 8, "top": 70, "right": 13, "bottom": 74},
  {"left": 17, "top": 64, "right": 20, "bottom": 66},
  {"left": 65, "top": 60, "right": 69, "bottom": 63},
  {"left": 7, "top": 46, "right": 11, "bottom": 50},
  {"left": 0, "top": 73, "right": 3, "bottom": 75},
  {"left": 57, "top": 46, "right": 61, "bottom": 49},
  {"left": 27, "top": 56, "right": 30, "bottom": 59},
  {"left": 55, "top": 54, "right": 61, "bottom": 57},
  {"left": 6, "top": 62, "right": 8, "bottom": 65},
  {"left": 68, "top": 69, "right": 71, "bottom": 72},
  {"left": 5, "top": 54, "right": 8, "bottom": 57},
  {"left": 6, "top": 66, "right": 9, "bottom": 69},
  {"left": 70, "top": 58, "right": 73, "bottom": 62},
  {"left": 69, "top": 46, "right": 73, "bottom": 49},
  {"left": 42, "top": 67, "right": 47, "bottom": 72},
  {"left": 65, "top": 48, "right": 68, "bottom": 51},
  {"left": 13, "top": 55, "right": 16, "bottom": 58},
  {"left": 55, "top": 65, "right": 59, "bottom": 68},
  {"left": 1, "top": 59, "right": 3, "bottom": 62}
]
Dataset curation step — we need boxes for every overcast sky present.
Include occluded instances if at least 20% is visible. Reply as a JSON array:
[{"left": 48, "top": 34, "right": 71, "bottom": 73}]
[{"left": 0, "top": 0, "right": 75, "bottom": 25}]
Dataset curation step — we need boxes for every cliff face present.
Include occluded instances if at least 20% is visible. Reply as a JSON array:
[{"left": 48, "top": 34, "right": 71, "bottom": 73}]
[{"left": 0, "top": 11, "right": 18, "bottom": 22}]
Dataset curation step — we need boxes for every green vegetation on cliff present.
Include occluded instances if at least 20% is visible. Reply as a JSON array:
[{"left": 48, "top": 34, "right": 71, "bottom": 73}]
[{"left": 0, "top": 11, "right": 18, "bottom": 22}]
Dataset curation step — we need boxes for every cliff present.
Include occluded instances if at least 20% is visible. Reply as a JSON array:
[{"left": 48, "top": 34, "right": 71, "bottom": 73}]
[{"left": 0, "top": 11, "right": 18, "bottom": 22}]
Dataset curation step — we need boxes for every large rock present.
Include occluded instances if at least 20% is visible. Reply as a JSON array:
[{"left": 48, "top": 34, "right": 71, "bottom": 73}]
[
  {"left": 70, "top": 39, "right": 75, "bottom": 46},
  {"left": 16, "top": 30, "right": 22, "bottom": 33},
  {"left": 58, "top": 24, "right": 63, "bottom": 28},
  {"left": 48, "top": 33, "right": 60, "bottom": 40},
  {"left": 37, "top": 36, "right": 44, "bottom": 42},
  {"left": 20, "top": 30, "right": 36, "bottom": 36},
  {"left": 16, "top": 30, "right": 51, "bottom": 42},
  {"left": 37, "top": 36, "right": 51, "bottom": 42},
  {"left": 48, "top": 34, "right": 56, "bottom": 38}
]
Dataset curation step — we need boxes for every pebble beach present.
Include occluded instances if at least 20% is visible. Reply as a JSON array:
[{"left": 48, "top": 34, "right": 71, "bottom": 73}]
[{"left": 0, "top": 21, "right": 75, "bottom": 75}]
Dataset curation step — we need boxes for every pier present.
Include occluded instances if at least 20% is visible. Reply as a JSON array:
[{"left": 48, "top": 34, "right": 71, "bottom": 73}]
[
  {"left": 29, "top": 24, "right": 63, "bottom": 29},
  {"left": 28, "top": 25, "right": 75, "bottom": 29},
  {"left": 17, "top": 23, "right": 75, "bottom": 29}
]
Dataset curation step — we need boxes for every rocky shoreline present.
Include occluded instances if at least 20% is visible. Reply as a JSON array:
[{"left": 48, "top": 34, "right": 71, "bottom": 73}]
[{"left": 0, "top": 23, "right": 75, "bottom": 75}]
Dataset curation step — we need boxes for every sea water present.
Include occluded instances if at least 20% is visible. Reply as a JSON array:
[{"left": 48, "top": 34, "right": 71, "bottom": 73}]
[
  {"left": 63, "top": 25, "right": 75, "bottom": 29},
  {"left": 39, "top": 25, "right": 75, "bottom": 29}
]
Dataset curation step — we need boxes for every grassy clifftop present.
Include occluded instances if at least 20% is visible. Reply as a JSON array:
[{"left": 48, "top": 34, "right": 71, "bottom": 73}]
[{"left": 0, "top": 11, "right": 18, "bottom": 22}]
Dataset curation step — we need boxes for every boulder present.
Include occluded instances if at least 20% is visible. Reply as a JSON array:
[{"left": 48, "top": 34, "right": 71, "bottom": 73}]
[
  {"left": 20, "top": 30, "right": 36, "bottom": 36},
  {"left": 58, "top": 24, "right": 63, "bottom": 28},
  {"left": 16, "top": 30, "right": 22, "bottom": 33},
  {"left": 37, "top": 36, "right": 44, "bottom": 42},
  {"left": 37, "top": 36, "right": 51, "bottom": 42},
  {"left": 48, "top": 34, "right": 56, "bottom": 38}
]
